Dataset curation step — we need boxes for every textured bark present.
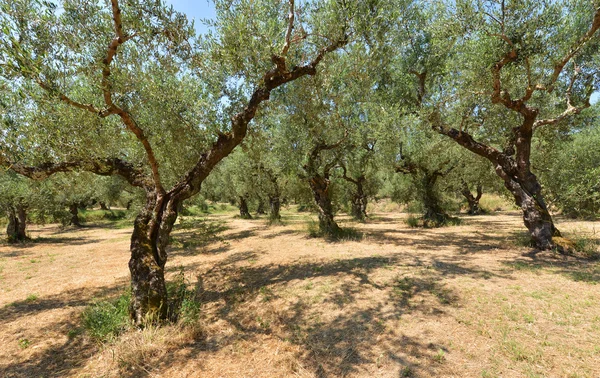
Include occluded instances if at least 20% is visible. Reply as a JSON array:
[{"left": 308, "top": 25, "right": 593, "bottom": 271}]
[
  {"left": 438, "top": 126, "right": 559, "bottom": 249},
  {"left": 461, "top": 183, "right": 483, "bottom": 215},
  {"left": 99, "top": 202, "right": 109, "bottom": 210},
  {"left": 6, "top": 205, "right": 27, "bottom": 242},
  {"left": 69, "top": 204, "right": 81, "bottom": 227},
  {"left": 421, "top": 173, "right": 451, "bottom": 227},
  {"left": 308, "top": 175, "right": 342, "bottom": 235},
  {"left": 269, "top": 196, "right": 281, "bottom": 222},
  {"left": 239, "top": 197, "right": 252, "bottom": 219},
  {"left": 128, "top": 191, "right": 178, "bottom": 325}
]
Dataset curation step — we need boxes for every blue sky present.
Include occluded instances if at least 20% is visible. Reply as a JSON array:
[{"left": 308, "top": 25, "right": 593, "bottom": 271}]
[{"left": 164, "top": 0, "right": 216, "bottom": 35}]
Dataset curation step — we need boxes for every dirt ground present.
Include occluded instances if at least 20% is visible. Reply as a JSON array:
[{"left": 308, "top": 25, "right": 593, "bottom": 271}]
[{"left": 0, "top": 209, "right": 599, "bottom": 378}]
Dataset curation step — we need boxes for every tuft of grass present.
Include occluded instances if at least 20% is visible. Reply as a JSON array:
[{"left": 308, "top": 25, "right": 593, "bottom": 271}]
[
  {"left": 82, "top": 291, "right": 131, "bottom": 343},
  {"left": 18, "top": 338, "right": 30, "bottom": 349},
  {"left": 166, "top": 270, "right": 201, "bottom": 325},
  {"left": 572, "top": 233, "right": 600, "bottom": 259},
  {"left": 433, "top": 348, "right": 446, "bottom": 363},
  {"left": 25, "top": 294, "right": 38, "bottom": 302}
]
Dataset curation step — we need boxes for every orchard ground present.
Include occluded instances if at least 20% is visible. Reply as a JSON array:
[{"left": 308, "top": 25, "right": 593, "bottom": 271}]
[{"left": 0, "top": 200, "right": 599, "bottom": 378}]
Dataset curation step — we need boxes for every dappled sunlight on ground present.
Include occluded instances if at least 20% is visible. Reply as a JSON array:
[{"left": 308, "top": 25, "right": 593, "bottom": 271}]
[{"left": 0, "top": 209, "right": 599, "bottom": 377}]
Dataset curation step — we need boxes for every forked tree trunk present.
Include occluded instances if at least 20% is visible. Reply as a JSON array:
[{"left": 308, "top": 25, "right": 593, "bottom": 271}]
[
  {"left": 269, "top": 195, "right": 281, "bottom": 222},
  {"left": 128, "top": 191, "right": 178, "bottom": 325},
  {"left": 461, "top": 182, "right": 483, "bottom": 215},
  {"left": 6, "top": 205, "right": 27, "bottom": 242},
  {"left": 99, "top": 201, "right": 109, "bottom": 210},
  {"left": 239, "top": 197, "right": 252, "bottom": 219},
  {"left": 69, "top": 204, "right": 81, "bottom": 226},
  {"left": 308, "top": 175, "right": 342, "bottom": 235}
]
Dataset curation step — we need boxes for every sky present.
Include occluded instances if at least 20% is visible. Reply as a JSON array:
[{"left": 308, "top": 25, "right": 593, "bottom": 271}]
[{"left": 164, "top": 0, "right": 216, "bottom": 35}]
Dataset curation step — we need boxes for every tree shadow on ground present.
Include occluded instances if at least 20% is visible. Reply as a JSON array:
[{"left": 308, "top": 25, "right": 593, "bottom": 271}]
[
  {"left": 143, "top": 252, "right": 508, "bottom": 377},
  {"left": 0, "top": 281, "right": 128, "bottom": 378},
  {"left": 502, "top": 254, "right": 600, "bottom": 284}
]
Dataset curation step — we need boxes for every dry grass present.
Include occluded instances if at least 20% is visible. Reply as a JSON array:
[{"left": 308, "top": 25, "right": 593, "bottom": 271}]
[{"left": 0, "top": 210, "right": 599, "bottom": 377}]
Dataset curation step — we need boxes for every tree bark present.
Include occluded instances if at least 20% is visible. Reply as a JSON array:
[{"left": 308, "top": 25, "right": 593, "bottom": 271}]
[
  {"left": 461, "top": 182, "right": 483, "bottom": 215},
  {"left": 349, "top": 179, "right": 368, "bottom": 221},
  {"left": 269, "top": 195, "right": 281, "bottom": 222},
  {"left": 256, "top": 198, "right": 266, "bottom": 214},
  {"left": 437, "top": 126, "right": 560, "bottom": 249},
  {"left": 99, "top": 201, "right": 109, "bottom": 210},
  {"left": 308, "top": 175, "right": 342, "bottom": 235},
  {"left": 69, "top": 203, "right": 81, "bottom": 227},
  {"left": 421, "top": 172, "right": 451, "bottom": 227},
  {"left": 6, "top": 205, "right": 28, "bottom": 242},
  {"left": 128, "top": 191, "right": 178, "bottom": 325},
  {"left": 239, "top": 196, "right": 252, "bottom": 219}
]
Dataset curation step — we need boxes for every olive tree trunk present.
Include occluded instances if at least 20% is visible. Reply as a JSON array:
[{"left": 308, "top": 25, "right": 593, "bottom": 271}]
[
  {"left": 69, "top": 203, "right": 81, "bottom": 227},
  {"left": 269, "top": 195, "right": 281, "bottom": 222},
  {"left": 256, "top": 198, "right": 265, "bottom": 215},
  {"left": 308, "top": 175, "right": 342, "bottom": 235},
  {"left": 461, "top": 182, "right": 483, "bottom": 215},
  {"left": 239, "top": 196, "right": 252, "bottom": 219},
  {"left": 6, "top": 205, "right": 28, "bottom": 242}
]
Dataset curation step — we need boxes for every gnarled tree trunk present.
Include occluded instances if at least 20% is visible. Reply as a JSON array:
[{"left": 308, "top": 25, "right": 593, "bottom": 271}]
[
  {"left": 99, "top": 201, "right": 109, "bottom": 210},
  {"left": 308, "top": 175, "right": 342, "bottom": 235},
  {"left": 269, "top": 195, "right": 281, "bottom": 222},
  {"left": 6, "top": 204, "right": 28, "bottom": 242},
  {"left": 239, "top": 196, "right": 252, "bottom": 219},
  {"left": 421, "top": 173, "right": 451, "bottom": 227},
  {"left": 461, "top": 182, "right": 483, "bottom": 215}
]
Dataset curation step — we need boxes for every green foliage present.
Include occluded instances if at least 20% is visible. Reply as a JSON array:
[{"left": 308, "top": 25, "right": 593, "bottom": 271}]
[
  {"left": 166, "top": 270, "right": 201, "bottom": 325},
  {"left": 82, "top": 292, "right": 132, "bottom": 343}
]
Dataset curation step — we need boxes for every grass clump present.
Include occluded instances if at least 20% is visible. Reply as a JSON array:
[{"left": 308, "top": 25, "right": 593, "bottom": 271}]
[
  {"left": 167, "top": 270, "right": 201, "bottom": 325},
  {"left": 82, "top": 291, "right": 131, "bottom": 343},
  {"left": 572, "top": 233, "right": 600, "bottom": 259}
]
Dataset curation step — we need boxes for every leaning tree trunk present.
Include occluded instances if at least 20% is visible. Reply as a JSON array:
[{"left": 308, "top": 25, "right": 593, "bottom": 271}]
[
  {"left": 268, "top": 195, "right": 281, "bottom": 222},
  {"left": 308, "top": 175, "right": 342, "bottom": 236},
  {"left": 69, "top": 203, "right": 81, "bottom": 226},
  {"left": 6, "top": 205, "right": 28, "bottom": 242},
  {"left": 239, "top": 197, "right": 252, "bottom": 219},
  {"left": 99, "top": 201, "right": 109, "bottom": 210},
  {"left": 496, "top": 168, "right": 559, "bottom": 250},
  {"left": 461, "top": 182, "right": 483, "bottom": 215}
]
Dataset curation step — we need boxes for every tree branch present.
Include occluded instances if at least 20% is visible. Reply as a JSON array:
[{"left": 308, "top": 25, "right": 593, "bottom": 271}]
[
  {"left": 0, "top": 155, "right": 153, "bottom": 190},
  {"left": 548, "top": 7, "right": 600, "bottom": 90},
  {"left": 281, "top": 0, "right": 295, "bottom": 56}
]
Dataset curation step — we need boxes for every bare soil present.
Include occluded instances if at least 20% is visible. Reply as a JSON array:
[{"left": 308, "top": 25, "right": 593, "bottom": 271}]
[{"left": 0, "top": 210, "right": 599, "bottom": 377}]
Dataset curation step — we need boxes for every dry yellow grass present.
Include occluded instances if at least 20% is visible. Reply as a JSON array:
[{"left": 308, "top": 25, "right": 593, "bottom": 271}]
[{"left": 0, "top": 210, "right": 599, "bottom": 377}]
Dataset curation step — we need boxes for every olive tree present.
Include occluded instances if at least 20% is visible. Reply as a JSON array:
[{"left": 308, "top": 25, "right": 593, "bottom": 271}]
[{"left": 0, "top": 0, "right": 354, "bottom": 323}]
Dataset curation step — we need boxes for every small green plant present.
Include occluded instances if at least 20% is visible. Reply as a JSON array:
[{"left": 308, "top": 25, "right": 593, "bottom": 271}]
[
  {"left": 25, "top": 294, "right": 38, "bottom": 302},
  {"left": 405, "top": 215, "right": 420, "bottom": 228},
  {"left": 82, "top": 291, "right": 131, "bottom": 343},
  {"left": 400, "top": 366, "right": 413, "bottom": 377},
  {"left": 167, "top": 269, "right": 201, "bottom": 325},
  {"left": 306, "top": 220, "right": 321, "bottom": 238},
  {"left": 433, "top": 348, "right": 446, "bottom": 363},
  {"left": 18, "top": 338, "right": 30, "bottom": 349}
]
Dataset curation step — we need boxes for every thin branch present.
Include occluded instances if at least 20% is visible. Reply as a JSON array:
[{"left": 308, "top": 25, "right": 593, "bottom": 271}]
[
  {"left": 281, "top": 0, "right": 295, "bottom": 56},
  {"left": 548, "top": 7, "right": 600, "bottom": 90}
]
